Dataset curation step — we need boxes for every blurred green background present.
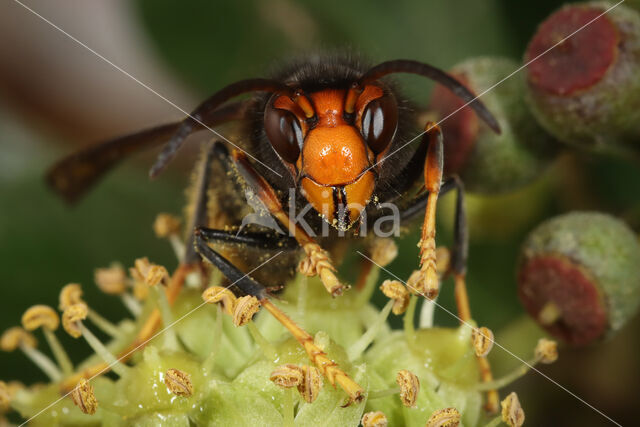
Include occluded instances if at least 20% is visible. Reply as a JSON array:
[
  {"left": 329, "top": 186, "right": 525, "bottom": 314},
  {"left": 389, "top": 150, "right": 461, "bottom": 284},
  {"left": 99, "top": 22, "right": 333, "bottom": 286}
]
[{"left": 1, "top": 0, "right": 640, "bottom": 425}]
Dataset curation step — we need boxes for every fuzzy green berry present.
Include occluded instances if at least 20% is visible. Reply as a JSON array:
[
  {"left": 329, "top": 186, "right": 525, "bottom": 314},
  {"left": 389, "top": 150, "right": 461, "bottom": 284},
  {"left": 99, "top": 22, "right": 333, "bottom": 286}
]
[
  {"left": 518, "top": 212, "right": 640, "bottom": 346},
  {"left": 524, "top": 2, "right": 640, "bottom": 157},
  {"left": 429, "top": 57, "right": 557, "bottom": 194}
]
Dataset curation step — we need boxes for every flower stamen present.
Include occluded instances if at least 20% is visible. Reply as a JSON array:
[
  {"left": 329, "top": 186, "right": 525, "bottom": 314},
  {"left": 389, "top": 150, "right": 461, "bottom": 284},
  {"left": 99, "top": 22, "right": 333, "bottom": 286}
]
[
  {"left": 70, "top": 379, "right": 98, "bottom": 415},
  {"left": 472, "top": 326, "right": 495, "bottom": 358},
  {"left": 298, "top": 365, "right": 323, "bottom": 403},
  {"left": 426, "top": 407, "right": 461, "bottom": 427},
  {"left": 1, "top": 327, "right": 62, "bottom": 381},
  {"left": 232, "top": 295, "right": 260, "bottom": 327},
  {"left": 164, "top": 368, "right": 193, "bottom": 397},
  {"left": 361, "top": 410, "right": 388, "bottom": 427},
  {"left": 501, "top": 392, "right": 525, "bottom": 427},
  {"left": 270, "top": 364, "right": 304, "bottom": 389},
  {"left": 95, "top": 265, "right": 142, "bottom": 316},
  {"left": 202, "top": 286, "right": 237, "bottom": 315},
  {"left": 59, "top": 284, "right": 122, "bottom": 338},
  {"left": 396, "top": 370, "right": 420, "bottom": 407},
  {"left": 380, "top": 280, "right": 410, "bottom": 315},
  {"left": 62, "top": 303, "right": 129, "bottom": 377},
  {"left": 22, "top": 305, "right": 73, "bottom": 375}
]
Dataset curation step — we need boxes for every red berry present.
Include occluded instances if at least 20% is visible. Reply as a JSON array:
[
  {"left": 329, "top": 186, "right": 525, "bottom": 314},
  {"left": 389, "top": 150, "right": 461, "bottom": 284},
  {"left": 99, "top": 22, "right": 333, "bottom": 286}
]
[
  {"left": 518, "top": 212, "right": 640, "bottom": 346},
  {"left": 524, "top": 2, "right": 640, "bottom": 156}
]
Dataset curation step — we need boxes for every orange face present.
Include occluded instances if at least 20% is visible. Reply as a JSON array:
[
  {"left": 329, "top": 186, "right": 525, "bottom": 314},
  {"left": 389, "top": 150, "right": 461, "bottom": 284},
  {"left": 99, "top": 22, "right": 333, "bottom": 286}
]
[{"left": 264, "top": 85, "right": 398, "bottom": 230}]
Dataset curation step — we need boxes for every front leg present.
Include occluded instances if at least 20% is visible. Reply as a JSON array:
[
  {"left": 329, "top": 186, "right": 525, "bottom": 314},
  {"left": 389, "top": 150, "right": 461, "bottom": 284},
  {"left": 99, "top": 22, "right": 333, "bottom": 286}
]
[
  {"left": 406, "top": 127, "right": 500, "bottom": 412},
  {"left": 231, "top": 150, "right": 346, "bottom": 296},
  {"left": 194, "top": 230, "right": 364, "bottom": 403},
  {"left": 417, "top": 122, "right": 444, "bottom": 298}
]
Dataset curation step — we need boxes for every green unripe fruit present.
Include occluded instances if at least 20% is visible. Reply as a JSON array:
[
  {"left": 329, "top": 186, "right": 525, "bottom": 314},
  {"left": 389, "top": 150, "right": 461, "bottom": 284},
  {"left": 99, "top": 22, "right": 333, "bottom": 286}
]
[
  {"left": 518, "top": 212, "right": 640, "bottom": 346},
  {"left": 524, "top": 2, "right": 640, "bottom": 157},
  {"left": 429, "top": 57, "right": 557, "bottom": 194}
]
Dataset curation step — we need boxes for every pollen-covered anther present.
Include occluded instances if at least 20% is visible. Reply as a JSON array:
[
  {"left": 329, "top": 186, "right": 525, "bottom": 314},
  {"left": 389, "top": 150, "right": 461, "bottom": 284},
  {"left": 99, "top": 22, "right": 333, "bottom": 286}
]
[
  {"left": 96, "top": 265, "right": 142, "bottom": 317},
  {"left": 370, "top": 238, "right": 399, "bottom": 267},
  {"left": 129, "top": 257, "right": 153, "bottom": 283},
  {"left": 0, "top": 381, "right": 10, "bottom": 411},
  {"left": 21, "top": 305, "right": 59, "bottom": 331},
  {"left": 380, "top": 280, "right": 410, "bottom": 315},
  {"left": 426, "top": 407, "right": 461, "bottom": 427},
  {"left": 501, "top": 392, "right": 525, "bottom": 427},
  {"left": 298, "top": 365, "right": 323, "bottom": 403},
  {"left": 59, "top": 283, "right": 85, "bottom": 311},
  {"left": 70, "top": 379, "right": 98, "bottom": 415},
  {"left": 396, "top": 369, "right": 420, "bottom": 407},
  {"left": 94, "top": 265, "right": 127, "bottom": 295},
  {"left": 202, "top": 286, "right": 237, "bottom": 315},
  {"left": 0, "top": 327, "right": 36, "bottom": 351},
  {"left": 62, "top": 303, "right": 89, "bottom": 338},
  {"left": 153, "top": 213, "right": 181, "bottom": 238},
  {"left": 164, "top": 368, "right": 193, "bottom": 397},
  {"left": 269, "top": 364, "right": 304, "bottom": 388},
  {"left": 361, "top": 410, "right": 388, "bottom": 427},
  {"left": 144, "top": 265, "right": 169, "bottom": 287},
  {"left": 232, "top": 295, "right": 260, "bottom": 327},
  {"left": 472, "top": 326, "right": 495, "bottom": 358},
  {"left": 534, "top": 338, "right": 558, "bottom": 364}
]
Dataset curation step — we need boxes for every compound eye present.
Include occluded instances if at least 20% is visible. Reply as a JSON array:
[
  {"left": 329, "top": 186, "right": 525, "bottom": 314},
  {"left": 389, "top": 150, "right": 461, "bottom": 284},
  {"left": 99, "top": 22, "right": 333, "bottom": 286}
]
[
  {"left": 264, "top": 105, "right": 303, "bottom": 164},
  {"left": 361, "top": 95, "right": 398, "bottom": 154}
]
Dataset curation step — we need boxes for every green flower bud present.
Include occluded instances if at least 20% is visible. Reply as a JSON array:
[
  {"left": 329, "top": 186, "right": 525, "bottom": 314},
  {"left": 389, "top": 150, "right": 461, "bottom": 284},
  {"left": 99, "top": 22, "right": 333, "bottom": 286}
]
[
  {"left": 518, "top": 212, "right": 640, "bottom": 345},
  {"left": 429, "top": 57, "right": 557, "bottom": 194},
  {"left": 525, "top": 2, "right": 640, "bottom": 156}
]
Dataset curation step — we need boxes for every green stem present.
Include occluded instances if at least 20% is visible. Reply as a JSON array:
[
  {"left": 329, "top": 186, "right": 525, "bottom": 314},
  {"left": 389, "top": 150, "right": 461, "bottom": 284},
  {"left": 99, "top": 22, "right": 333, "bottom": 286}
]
[
  {"left": 283, "top": 387, "right": 295, "bottom": 427},
  {"left": 347, "top": 300, "right": 393, "bottom": 361},
  {"left": 355, "top": 265, "right": 381, "bottom": 307},
  {"left": 20, "top": 344, "right": 62, "bottom": 382},
  {"left": 484, "top": 415, "right": 503, "bottom": 427},
  {"left": 203, "top": 305, "right": 224, "bottom": 374},
  {"left": 368, "top": 386, "right": 400, "bottom": 400},
  {"left": 152, "top": 286, "right": 179, "bottom": 350},
  {"left": 247, "top": 322, "right": 278, "bottom": 361},
  {"left": 79, "top": 323, "right": 129, "bottom": 377},
  {"left": 43, "top": 329, "right": 74, "bottom": 375},
  {"left": 121, "top": 293, "right": 142, "bottom": 317},
  {"left": 475, "top": 357, "right": 539, "bottom": 391},
  {"left": 87, "top": 309, "right": 122, "bottom": 338},
  {"left": 404, "top": 295, "right": 418, "bottom": 345}
]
